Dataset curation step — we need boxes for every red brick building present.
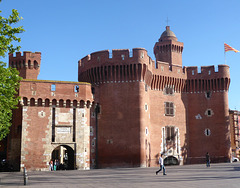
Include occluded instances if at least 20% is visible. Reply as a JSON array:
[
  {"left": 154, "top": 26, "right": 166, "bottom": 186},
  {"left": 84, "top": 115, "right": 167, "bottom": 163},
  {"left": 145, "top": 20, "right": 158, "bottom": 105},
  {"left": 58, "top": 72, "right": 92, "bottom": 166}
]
[
  {"left": 5, "top": 26, "right": 232, "bottom": 171},
  {"left": 229, "top": 110, "right": 240, "bottom": 158}
]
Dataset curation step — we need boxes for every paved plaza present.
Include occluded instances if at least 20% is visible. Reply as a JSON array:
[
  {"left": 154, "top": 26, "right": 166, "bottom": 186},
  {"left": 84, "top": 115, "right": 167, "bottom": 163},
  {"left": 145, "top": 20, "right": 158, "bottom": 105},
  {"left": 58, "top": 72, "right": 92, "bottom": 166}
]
[{"left": 0, "top": 162, "right": 240, "bottom": 188}]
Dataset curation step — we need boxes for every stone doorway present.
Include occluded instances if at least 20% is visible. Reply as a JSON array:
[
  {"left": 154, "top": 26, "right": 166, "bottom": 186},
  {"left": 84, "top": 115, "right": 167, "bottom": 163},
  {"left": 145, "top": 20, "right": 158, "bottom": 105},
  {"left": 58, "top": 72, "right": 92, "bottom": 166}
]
[{"left": 51, "top": 145, "right": 74, "bottom": 170}]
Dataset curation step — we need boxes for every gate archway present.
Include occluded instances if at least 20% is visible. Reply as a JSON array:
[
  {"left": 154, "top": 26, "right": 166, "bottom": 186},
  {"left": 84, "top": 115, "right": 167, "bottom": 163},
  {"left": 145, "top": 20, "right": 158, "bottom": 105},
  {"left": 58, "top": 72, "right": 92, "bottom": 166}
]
[{"left": 51, "top": 145, "right": 74, "bottom": 170}]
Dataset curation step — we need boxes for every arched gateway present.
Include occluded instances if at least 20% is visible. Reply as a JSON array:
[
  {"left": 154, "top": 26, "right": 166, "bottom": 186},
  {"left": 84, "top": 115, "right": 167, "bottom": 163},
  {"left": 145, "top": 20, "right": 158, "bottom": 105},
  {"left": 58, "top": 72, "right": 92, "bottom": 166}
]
[{"left": 51, "top": 145, "right": 74, "bottom": 170}]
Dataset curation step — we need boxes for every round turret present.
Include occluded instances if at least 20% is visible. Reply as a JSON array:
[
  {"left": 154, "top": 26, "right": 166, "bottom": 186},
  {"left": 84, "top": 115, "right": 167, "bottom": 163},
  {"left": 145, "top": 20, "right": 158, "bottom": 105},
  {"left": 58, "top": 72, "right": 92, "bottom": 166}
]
[{"left": 159, "top": 26, "right": 177, "bottom": 41}]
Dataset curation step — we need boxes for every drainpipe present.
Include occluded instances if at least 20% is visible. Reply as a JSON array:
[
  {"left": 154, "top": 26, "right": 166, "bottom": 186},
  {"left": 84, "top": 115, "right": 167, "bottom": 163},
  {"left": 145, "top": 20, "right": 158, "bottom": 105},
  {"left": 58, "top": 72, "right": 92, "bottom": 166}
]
[{"left": 95, "top": 103, "right": 100, "bottom": 169}]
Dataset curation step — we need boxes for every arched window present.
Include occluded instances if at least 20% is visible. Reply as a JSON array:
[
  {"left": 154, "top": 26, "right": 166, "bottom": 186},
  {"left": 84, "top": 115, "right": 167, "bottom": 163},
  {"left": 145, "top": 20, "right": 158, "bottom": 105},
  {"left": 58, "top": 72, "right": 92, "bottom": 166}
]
[
  {"left": 34, "top": 60, "right": 39, "bottom": 69},
  {"left": 73, "top": 100, "right": 78, "bottom": 108},
  {"left": 45, "top": 99, "right": 50, "bottom": 107},
  {"left": 23, "top": 97, "right": 28, "bottom": 106},
  {"left": 38, "top": 98, "right": 42, "bottom": 106},
  {"left": 52, "top": 99, "right": 57, "bottom": 106},
  {"left": 52, "top": 99, "right": 57, "bottom": 107},
  {"left": 28, "top": 60, "right": 31, "bottom": 69},
  {"left": 66, "top": 100, "right": 71, "bottom": 108},
  {"left": 86, "top": 100, "right": 91, "bottom": 108},
  {"left": 59, "top": 99, "right": 64, "bottom": 107},
  {"left": 80, "top": 100, "right": 85, "bottom": 108},
  {"left": 30, "top": 98, "right": 35, "bottom": 106}
]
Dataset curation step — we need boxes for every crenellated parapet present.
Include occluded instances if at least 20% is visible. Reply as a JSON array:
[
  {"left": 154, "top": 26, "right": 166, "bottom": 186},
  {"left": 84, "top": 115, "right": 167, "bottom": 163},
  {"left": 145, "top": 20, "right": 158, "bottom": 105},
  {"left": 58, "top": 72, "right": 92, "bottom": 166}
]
[
  {"left": 184, "top": 64, "right": 230, "bottom": 93},
  {"left": 185, "top": 64, "right": 230, "bottom": 79},
  {"left": 78, "top": 48, "right": 155, "bottom": 84},
  {"left": 149, "top": 64, "right": 230, "bottom": 93},
  {"left": 9, "top": 51, "right": 41, "bottom": 79},
  {"left": 79, "top": 48, "right": 152, "bottom": 69},
  {"left": 9, "top": 51, "right": 41, "bottom": 69}
]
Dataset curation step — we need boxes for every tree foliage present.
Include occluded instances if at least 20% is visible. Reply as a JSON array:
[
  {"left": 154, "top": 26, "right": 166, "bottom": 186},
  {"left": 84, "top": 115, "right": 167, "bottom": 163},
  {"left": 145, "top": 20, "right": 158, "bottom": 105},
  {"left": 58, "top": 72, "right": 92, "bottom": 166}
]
[{"left": 0, "top": 7, "right": 24, "bottom": 140}]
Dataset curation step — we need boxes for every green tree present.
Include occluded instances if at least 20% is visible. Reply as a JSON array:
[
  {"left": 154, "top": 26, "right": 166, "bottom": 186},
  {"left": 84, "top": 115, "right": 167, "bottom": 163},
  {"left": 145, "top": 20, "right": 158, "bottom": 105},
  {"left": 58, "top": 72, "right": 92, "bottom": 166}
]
[{"left": 0, "top": 6, "right": 24, "bottom": 140}]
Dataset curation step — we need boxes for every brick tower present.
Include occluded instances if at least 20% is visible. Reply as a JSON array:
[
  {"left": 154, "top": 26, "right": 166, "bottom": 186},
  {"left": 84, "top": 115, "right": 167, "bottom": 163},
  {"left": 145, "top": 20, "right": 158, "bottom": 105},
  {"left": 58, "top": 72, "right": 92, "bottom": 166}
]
[
  {"left": 185, "top": 65, "right": 231, "bottom": 163},
  {"left": 9, "top": 51, "right": 41, "bottom": 79},
  {"left": 78, "top": 48, "right": 152, "bottom": 168},
  {"left": 154, "top": 26, "right": 183, "bottom": 67}
]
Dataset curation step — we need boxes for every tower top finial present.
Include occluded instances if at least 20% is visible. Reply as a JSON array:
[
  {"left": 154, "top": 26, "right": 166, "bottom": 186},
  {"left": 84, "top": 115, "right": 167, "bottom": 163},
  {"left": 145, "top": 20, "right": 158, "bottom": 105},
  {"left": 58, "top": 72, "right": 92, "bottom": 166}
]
[{"left": 166, "top": 17, "right": 170, "bottom": 26}]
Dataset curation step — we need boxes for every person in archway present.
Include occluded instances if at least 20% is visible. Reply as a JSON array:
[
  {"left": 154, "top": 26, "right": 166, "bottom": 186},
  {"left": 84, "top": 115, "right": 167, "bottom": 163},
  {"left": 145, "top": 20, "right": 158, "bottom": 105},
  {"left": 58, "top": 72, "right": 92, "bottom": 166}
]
[
  {"left": 156, "top": 153, "right": 166, "bottom": 175},
  {"left": 49, "top": 160, "right": 53, "bottom": 171},
  {"left": 206, "top": 152, "right": 210, "bottom": 167},
  {"left": 54, "top": 159, "right": 57, "bottom": 171}
]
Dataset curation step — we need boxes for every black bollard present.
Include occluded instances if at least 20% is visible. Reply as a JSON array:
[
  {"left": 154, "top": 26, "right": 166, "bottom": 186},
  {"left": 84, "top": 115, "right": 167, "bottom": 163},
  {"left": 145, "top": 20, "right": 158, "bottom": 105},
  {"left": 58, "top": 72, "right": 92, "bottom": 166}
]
[{"left": 23, "top": 167, "right": 28, "bottom": 185}]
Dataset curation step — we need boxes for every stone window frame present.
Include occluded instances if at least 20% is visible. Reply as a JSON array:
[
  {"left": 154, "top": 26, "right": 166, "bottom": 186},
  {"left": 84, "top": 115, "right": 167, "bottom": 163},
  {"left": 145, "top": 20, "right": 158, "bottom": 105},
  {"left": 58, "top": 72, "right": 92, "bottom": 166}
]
[
  {"left": 205, "top": 109, "right": 214, "bottom": 117},
  {"left": 164, "top": 102, "right": 175, "bottom": 116},
  {"left": 204, "top": 128, "right": 211, "bottom": 136},
  {"left": 144, "top": 103, "right": 148, "bottom": 112},
  {"left": 145, "top": 127, "right": 148, "bottom": 136}
]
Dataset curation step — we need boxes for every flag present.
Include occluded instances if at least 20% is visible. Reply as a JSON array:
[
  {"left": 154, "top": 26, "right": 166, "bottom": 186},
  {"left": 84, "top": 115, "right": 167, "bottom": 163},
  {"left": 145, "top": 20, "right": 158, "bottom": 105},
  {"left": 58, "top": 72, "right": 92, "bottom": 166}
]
[{"left": 224, "top": 43, "right": 239, "bottom": 53}]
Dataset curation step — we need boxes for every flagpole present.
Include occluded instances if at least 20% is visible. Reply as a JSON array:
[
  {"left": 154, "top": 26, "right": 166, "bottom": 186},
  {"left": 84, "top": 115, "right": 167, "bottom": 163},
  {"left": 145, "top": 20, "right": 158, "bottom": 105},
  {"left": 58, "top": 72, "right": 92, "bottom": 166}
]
[
  {"left": 224, "top": 51, "right": 226, "bottom": 64},
  {"left": 224, "top": 43, "right": 226, "bottom": 64}
]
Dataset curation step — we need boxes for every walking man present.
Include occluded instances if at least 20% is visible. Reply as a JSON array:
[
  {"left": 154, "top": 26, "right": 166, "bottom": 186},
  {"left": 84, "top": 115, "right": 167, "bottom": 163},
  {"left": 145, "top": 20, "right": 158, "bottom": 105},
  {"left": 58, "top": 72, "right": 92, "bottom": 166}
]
[
  {"left": 156, "top": 153, "right": 166, "bottom": 175},
  {"left": 206, "top": 152, "right": 210, "bottom": 167}
]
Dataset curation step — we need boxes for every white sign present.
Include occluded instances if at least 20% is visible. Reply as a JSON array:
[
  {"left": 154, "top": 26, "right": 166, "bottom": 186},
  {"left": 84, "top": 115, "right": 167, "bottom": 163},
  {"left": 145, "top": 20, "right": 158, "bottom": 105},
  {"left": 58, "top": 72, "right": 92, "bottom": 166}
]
[{"left": 56, "top": 127, "right": 71, "bottom": 133}]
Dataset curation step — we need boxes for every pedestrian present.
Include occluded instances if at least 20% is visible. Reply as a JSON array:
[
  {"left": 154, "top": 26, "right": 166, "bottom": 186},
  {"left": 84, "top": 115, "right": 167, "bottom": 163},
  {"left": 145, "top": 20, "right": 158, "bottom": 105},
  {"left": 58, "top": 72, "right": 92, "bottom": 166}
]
[
  {"left": 156, "top": 153, "right": 166, "bottom": 175},
  {"left": 54, "top": 159, "right": 57, "bottom": 171},
  {"left": 49, "top": 161, "right": 52, "bottom": 171},
  {"left": 56, "top": 159, "right": 60, "bottom": 170},
  {"left": 206, "top": 152, "right": 210, "bottom": 167},
  {"left": 50, "top": 160, "right": 53, "bottom": 171}
]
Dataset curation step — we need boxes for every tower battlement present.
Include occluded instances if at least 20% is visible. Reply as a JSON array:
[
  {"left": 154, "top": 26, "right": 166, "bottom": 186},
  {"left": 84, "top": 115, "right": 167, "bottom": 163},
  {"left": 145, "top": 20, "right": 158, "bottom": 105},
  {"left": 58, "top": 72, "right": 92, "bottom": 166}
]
[
  {"left": 185, "top": 64, "right": 230, "bottom": 79},
  {"left": 9, "top": 51, "right": 41, "bottom": 59},
  {"left": 9, "top": 51, "right": 41, "bottom": 80},
  {"left": 79, "top": 48, "right": 150, "bottom": 67}
]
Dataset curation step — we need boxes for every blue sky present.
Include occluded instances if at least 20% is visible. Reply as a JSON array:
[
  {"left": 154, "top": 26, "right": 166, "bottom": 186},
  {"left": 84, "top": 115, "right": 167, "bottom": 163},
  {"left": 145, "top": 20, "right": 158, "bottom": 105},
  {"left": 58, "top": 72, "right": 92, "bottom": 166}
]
[{"left": 1, "top": 0, "right": 240, "bottom": 110}]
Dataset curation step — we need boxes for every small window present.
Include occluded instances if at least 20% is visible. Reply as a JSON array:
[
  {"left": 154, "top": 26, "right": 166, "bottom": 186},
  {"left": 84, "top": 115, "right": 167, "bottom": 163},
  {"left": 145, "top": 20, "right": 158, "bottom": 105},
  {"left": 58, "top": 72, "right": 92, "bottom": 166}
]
[
  {"left": 205, "top": 109, "right": 214, "bottom": 117},
  {"left": 92, "top": 140, "right": 95, "bottom": 146},
  {"left": 207, "top": 110, "right": 211, "bottom": 116},
  {"left": 75, "top": 85, "right": 79, "bottom": 92},
  {"left": 161, "top": 66, "right": 164, "bottom": 71},
  {"left": 206, "top": 91, "right": 212, "bottom": 99},
  {"left": 51, "top": 84, "right": 56, "bottom": 91},
  {"left": 192, "top": 70, "right": 194, "bottom": 75},
  {"left": 121, "top": 54, "right": 125, "bottom": 60},
  {"left": 208, "top": 70, "right": 211, "bottom": 75},
  {"left": 145, "top": 127, "right": 148, "bottom": 135},
  {"left": 145, "top": 103, "right": 148, "bottom": 111},
  {"left": 145, "top": 83, "right": 148, "bottom": 92},
  {"left": 141, "top": 52, "right": 144, "bottom": 58},
  {"left": 205, "top": 128, "right": 211, "bottom": 136},
  {"left": 165, "top": 102, "right": 174, "bottom": 116}
]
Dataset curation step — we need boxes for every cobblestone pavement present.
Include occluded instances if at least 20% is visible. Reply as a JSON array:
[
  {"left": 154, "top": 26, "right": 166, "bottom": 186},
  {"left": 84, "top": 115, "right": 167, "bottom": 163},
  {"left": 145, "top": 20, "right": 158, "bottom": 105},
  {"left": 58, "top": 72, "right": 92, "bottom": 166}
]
[{"left": 0, "top": 162, "right": 240, "bottom": 188}]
